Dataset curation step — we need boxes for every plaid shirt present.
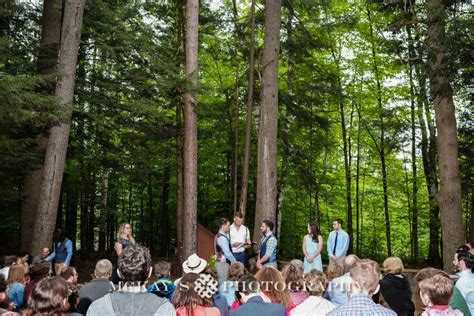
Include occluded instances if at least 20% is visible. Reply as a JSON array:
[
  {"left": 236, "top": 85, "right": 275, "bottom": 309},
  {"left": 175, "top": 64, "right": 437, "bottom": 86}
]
[
  {"left": 260, "top": 232, "right": 277, "bottom": 258},
  {"left": 327, "top": 293, "right": 397, "bottom": 316}
]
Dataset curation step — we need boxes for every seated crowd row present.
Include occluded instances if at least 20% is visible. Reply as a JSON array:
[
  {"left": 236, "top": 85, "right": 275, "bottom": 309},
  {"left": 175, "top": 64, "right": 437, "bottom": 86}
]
[{"left": 0, "top": 244, "right": 473, "bottom": 315}]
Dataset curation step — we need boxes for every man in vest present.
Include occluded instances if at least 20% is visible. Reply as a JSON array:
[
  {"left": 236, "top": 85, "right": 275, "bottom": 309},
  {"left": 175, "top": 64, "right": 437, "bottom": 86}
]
[
  {"left": 215, "top": 218, "right": 237, "bottom": 283},
  {"left": 256, "top": 220, "right": 277, "bottom": 269},
  {"left": 46, "top": 228, "right": 73, "bottom": 276},
  {"left": 230, "top": 212, "right": 251, "bottom": 266}
]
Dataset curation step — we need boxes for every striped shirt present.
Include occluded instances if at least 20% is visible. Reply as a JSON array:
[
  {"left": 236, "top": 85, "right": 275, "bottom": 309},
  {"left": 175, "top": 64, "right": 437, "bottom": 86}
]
[{"left": 327, "top": 293, "right": 396, "bottom": 316}]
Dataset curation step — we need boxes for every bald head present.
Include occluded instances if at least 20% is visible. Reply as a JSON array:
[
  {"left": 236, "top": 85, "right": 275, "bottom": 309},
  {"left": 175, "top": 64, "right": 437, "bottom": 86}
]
[{"left": 343, "top": 254, "right": 360, "bottom": 273}]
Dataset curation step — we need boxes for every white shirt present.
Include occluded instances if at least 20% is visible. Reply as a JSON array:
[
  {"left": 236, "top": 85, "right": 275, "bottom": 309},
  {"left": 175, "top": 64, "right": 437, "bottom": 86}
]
[
  {"left": 230, "top": 223, "right": 250, "bottom": 253},
  {"left": 290, "top": 296, "right": 336, "bottom": 316}
]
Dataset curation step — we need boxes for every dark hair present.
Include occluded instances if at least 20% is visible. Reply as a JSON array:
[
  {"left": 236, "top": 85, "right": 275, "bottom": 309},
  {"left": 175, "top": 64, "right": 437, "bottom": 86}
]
[
  {"left": 0, "top": 280, "right": 9, "bottom": 309},
  {"left": 25, "top": 276, "right": 68, "bottom": 314},
  {"left": 334, "top": 219, "right": 343, "bottom": 226},
  {"left": 456, "top": 249, "right": 474, "bottom": 272},
  {"left": 218, "top": 218, "right": 230, "bottom": 229},
  {"left": 118, "top": 244, "right": 152, "bottom": 282},
  {"left": 237, "top": 275, "right": 259, "bottom": 295},
  {"left": 234, "top": 212, "right": 244, "bottom": 219},
  {"left": 3, "top": 255, "right": 18, "bottom": 267},
  {"left": 60, "top": 267, "right": 76, "bottom": 280},
  {"left": 262, "top": 220, "right": 274, "bottom": 231},
  {"left": 308, "top": 221, "right": 321, "bottom": 242},
  {"left": 53, "top": 229, "right": 66, "bottom": 243},
  {"left": 31, "top": 261, "right": 51, "bottom": 279}
]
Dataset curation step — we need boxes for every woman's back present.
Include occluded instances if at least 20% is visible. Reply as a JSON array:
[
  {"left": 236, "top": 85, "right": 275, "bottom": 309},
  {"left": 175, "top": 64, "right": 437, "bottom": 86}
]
[{"left": 176, "top": 305, "right": 220, "bottom": 316}]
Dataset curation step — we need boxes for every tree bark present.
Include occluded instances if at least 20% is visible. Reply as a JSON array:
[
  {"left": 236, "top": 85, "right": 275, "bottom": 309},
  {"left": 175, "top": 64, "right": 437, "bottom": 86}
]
[
  {"left": 426, "top": 0, "right": 464, "bottom": 270},
  {"left": 30, "top": 0, "right": 85, "bottom": 253},
  {"left": 367, "top": 5, "right": 391, "bottom": 256},
  {"left": 98, "top": 170, "right": 108, "bottom": 254},
  {"left": 253, "top": 0, "right": 282, "bottom": 243},
  {"left": 238, "top": 0, "right": 256, "bottom": 219},
  {"left": 356, "top": 110, "right": 361, "bottom": 257},
  {"left": 182, "top": 0, "right": 199, "bottom": 259},
  {"left": 20, "top": 0, "right": 63, "bottom": 254}
]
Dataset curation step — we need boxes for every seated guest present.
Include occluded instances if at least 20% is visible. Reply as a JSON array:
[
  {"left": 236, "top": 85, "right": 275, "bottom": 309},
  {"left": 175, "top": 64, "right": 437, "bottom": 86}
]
[
  {"left": 6, "top": 265, "right": 25, "bottom": 311},
  {"left": 219, "top": 262, "right": 245, "bottom": 306},
  {"left": 230, "top": 275, "right": 285, "bottom": 316},
  {"left": 0, "top": 279, "right": 17, "bottom": 315},
  {"left": 327, "top": 259, "right": 396, "bottom": 315},
  {"left": 290, "top": 260, "right": 304, "bottom": 275},
  {"left": 78, "top": 259, "right": 114, "bottom": 315},
  {"left": 24, "top": 276, "right": 69, "bottom": 315},
  {"left": 255, "top": 266, "right": 294, "bottom": 314},
  {"left": 327, "top": 254, "right": 358, "bottom": 305},
  {"left": 418, "top": 272, "right": 462, "bottom": 315},
  {"left": 87, "top": 244, "right": 175, "bottom": 315},
  {"left": 31, "top": 248, "right": 51, "bottom": 267},
  {"left": 60, "top": 266, "right": 80, "bottom": 313},
  {"left": 290, "top": 270, "right": 335, "bottom": 316},
  {"left": 0, "top": 257, "right": 18, "bottom": 281},
  {"left": 415, "top": 268, "right": 470, "bottom": 315},
  {"left": 173, "top": 273, "right": 220, "bottom": 316},
  {"left": 174, "top": 253, "right": 207, "bottom": 287},
  {"left": 282, "top": 263, "right": 308, "bottom": 306},
  {"left": 23, "top": 261, "right": 51, "bottom": 305},
  {"left": 326, "top": 264, "right": 343, "bottom": 282},
  {"left": 379, "top": 256, "right": 415, "bottom": 316},
  {"left": 147, "top": 260, "right": 175, "bottom": 300},
  {"left": 453, "top": 247, "right": 474, "bottom": 314},
  {"left": 203, "top": 268, "right": 229, "bottom": 316}
]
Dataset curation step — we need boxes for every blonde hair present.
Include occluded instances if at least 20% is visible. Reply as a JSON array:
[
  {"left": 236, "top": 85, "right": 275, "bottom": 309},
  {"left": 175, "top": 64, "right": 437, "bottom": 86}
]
[
  {"left": 7, "top": 264, "right": 25, "bottom": 285},
  {"left": 383, "top": 256, "right": 404, "bottom": 274},
  {"left": 255, "top": 267, "right": 292, "bottom": 308},
  {"left": 95, "top": 259, "right": 113, "bottom": 278},
  {"left": 350, "top": 259, "right": 380, "bottom": 294},
  {"left": 419, "top": 273, "right": 454, "bottom": 305},
  {"left": 304, "top": 270, "right": 328, "bottom": 297},
  {"left": 117, "top": 223, "right": 135, "bottom": 243}
]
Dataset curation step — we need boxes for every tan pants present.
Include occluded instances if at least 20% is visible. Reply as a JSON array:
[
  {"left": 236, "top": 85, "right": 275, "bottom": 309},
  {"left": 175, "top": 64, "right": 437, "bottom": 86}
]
[
  {"left": 328, "top": 256, "right": 345, "bottom": 270},
  {"left": 55, "top": 263, "right": 67, "bottom": 276}
]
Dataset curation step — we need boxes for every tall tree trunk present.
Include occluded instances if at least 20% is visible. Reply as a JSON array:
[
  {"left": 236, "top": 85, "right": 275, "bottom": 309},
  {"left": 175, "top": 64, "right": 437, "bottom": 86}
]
[
  {"left": 182, "top": 0, "right": 199, "bottom": 259},
  {"left": 238, "top": 0, "right": 256, "bottom": 219},
  {"left": 367, "top": 5, "right": 391, "bottom": 256},
  {"left": 356, "top": 110, "right": 361, "bottom": 257},
  {"left": 469, "top": 190, "right": 474, "bottom": 243},
  {"left": 20, "top": 0, "right": 63, "bottom": 253},
  {"left": 253, "top": 0, "right": 282, "bottom": 242},
  {"left": 408, "top": 59, "right": 419, "bottom": 263},
  {"left": 98, "top": 170, "right": 108, "bottom": 254},
  {"left": 160, "top": 164, "right": 171, "bottom": 257},
  {"left": 174, "top": 0, "right": 185, "bottom": 265},
  {"left": 414, "top": 48, "right": 441, "bottom": 264},
  {"left": 87, "top": 172, "right": 96, "bottom": 252},
  {"left": 340, "top": 101, "right": 353, "bottom": 253},
  {"left": 30, "top": 0, "right": 85, "bottom": 253},
  {"left": 426, "top": 0, "right": 464, "bottom": 270},
  {"left": 148, "top": 177, "right": 154, "bottom": 251}
]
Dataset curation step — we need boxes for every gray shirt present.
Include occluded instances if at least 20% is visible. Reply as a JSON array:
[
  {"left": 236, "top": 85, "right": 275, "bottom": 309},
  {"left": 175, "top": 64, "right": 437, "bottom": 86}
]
[
  {"left": 78, "top": 278, "right": 115, "bottom": 315},
  {"left": 86, "top": 291, "right": 175, "bottom": 316}
]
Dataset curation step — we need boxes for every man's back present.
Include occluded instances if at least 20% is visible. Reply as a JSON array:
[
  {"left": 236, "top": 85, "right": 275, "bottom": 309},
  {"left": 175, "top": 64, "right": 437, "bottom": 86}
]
[
  {"left": 78, "top": 278, "right": 114, "bottom": 314},
  {"left": 327, "top": 273, "right": 351, "bottom": 306},
  {"left": 87, "top": 291, "right": 175, "bottom": 316},
  {"left": 229, "top": 296, "right": 285, "bottom": 316},
  {"left": 327, "top": 293, "right": 396, "bottom": 316}
]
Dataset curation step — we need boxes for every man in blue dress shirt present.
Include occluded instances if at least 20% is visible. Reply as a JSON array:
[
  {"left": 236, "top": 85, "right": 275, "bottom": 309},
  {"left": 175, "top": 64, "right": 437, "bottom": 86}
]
[{"left": 327, "top": 218, "right": 350, "bottom": 270}]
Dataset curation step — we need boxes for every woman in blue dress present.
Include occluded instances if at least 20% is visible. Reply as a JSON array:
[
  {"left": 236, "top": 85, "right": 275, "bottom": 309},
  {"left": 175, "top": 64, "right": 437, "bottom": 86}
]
[
  {"left": 302, "top": 221, "right": 323, "bottom": 274},
  {"left": 112, "top": 223, "right": 135, "bottom": 283}
]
